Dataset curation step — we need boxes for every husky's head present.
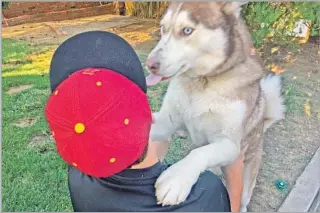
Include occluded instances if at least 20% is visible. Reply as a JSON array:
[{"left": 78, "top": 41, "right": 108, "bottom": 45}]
[{"left": 146, "top": 2, "right": 246, "bottom": 86}]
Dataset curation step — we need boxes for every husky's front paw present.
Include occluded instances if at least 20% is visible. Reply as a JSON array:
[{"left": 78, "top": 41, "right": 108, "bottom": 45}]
[{"left": 155, "top": 159, "right": 201, "bottom": 206}]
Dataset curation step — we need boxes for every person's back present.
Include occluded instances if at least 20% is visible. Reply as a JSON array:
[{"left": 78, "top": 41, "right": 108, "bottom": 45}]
[{"left": 69, "top": 163, "right": 230, "bottom": 212}]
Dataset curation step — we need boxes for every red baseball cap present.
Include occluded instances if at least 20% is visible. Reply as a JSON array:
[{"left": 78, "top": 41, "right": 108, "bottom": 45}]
[{"left": 45, "top": 68, "right": 152, "bottom": 178}]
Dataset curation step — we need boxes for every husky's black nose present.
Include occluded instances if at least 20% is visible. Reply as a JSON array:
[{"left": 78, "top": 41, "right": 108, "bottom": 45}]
[{"left": 146, "top": 57, "right": 160, "bottom": 73}]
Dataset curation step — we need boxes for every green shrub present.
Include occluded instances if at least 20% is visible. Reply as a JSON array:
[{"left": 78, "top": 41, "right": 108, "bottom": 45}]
[
  {"left": 2, "top": 1, "right": 11, "bottom": 9},
  {"left": 242, "top": 2, "right": 320, "bottom": 48},
  {"left": 124, "top": 2, "right": 319, "bottom": 48},
  {"left": 294, "top": 2, "right": 320, "bottom": 36}
]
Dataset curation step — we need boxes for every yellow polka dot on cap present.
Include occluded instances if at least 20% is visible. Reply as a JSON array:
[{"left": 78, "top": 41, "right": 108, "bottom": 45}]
[
  {"left": 124, "top": 118, "right": 129, "bottom": 125},
  {"left": 109, "top": 158, "right": 116, "bottom": 163},
  {"left": 74, "top": 123, "right": 85, "bottom": 134}
]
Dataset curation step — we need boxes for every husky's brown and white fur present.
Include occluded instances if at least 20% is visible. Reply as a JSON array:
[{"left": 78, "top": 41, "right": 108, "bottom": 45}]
[{"left": 145, "top": 2, "right": 285, "bottom": 211}]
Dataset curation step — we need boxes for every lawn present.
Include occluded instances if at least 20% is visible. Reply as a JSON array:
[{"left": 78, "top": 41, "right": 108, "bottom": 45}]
[
  {"left": 2, "top": 38, "right": 72, "bottom": 211},
  {"left": 2, "top": 34, "right": 320, "bottom": 212},
  {"left": 2, "top": 38, "right": 184, "bottom": 212}
]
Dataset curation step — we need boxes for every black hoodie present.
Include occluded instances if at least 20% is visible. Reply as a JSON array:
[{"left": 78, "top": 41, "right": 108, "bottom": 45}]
[{"left": 68, "top": 162, "right": 230, "bottom": 212}]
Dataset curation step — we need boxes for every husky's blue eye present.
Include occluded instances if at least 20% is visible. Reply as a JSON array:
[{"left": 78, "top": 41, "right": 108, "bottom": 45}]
[{"left": 182, "top": 27, "right": 194, "bottom": 36}]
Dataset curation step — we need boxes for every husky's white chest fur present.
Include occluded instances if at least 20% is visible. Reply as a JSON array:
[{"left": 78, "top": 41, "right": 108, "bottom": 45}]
[{"left": 163, "top": 76, "right": 247, "bottom": 147}]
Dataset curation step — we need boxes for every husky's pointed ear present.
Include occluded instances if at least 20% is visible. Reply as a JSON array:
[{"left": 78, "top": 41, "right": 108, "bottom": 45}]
[{"left": 222, "top": 2, "right": 248, "bottom": 19}]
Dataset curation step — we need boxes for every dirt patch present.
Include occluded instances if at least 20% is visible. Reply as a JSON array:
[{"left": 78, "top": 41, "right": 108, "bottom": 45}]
[
  {"left": 13, "top": 117, "right": 38, "bottom": 128},
  {"left": 28, "top": 134, "right": 54, "bottom": 153},
  {"left": 108, "top": 22, "right": 158, "bottom": 47},
  {"left": 2, "top": 15, "right": 156, "bottom": 46},
  {"left": 28, "top": 134, "right": 53, "bottom": 147},
  {"left": 248, "top": 42, "right": 320, "bottom": 211},
  {"left": 6, "top": 84, "right": 34, "bottom": 95}
]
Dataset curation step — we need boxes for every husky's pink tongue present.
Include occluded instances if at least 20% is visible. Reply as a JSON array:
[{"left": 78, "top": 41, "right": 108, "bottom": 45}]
[{"left": 146, "top": 74, "right": 163, "bottom": 86}]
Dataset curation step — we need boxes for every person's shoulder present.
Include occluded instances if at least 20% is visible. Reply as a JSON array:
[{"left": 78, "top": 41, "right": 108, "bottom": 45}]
[
  {"left": 195, "top": 170, "right": 228, "bottom": 201},
  {"left": 198, "top": 170, "right": 223, "bottom": 187},
  {"left": 194, "top": 171, "right": 230, "bottom": 211}
]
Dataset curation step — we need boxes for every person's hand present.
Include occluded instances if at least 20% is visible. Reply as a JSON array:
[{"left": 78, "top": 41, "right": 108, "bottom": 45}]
[
  {"left": 154, "top": 141, "right": 169, "bottom": 162},
  {"left": 151, "top": 112, "right": 170, "bottom": 162}
]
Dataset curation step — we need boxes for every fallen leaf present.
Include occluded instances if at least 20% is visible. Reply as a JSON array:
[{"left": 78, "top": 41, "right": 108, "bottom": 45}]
[
  {"left": 266, "top": 64, "right": 285, "bottom": 74},
  {"left": 284, "top": 54, "right": 297, "bottom": 64},
  {"left": 271, "top": 46, "right": 280, "bottom": 54},
  {"left": 304, "top": 102, "right": 311, "bottom": 118},
  {"left": 250, "top": 48, "right": 256, "bottom": 56}
]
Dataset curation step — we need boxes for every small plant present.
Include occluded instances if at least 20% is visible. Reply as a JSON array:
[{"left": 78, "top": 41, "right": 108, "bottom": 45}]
[
  {"left": 2, "top": 1, "right": 10, "bottom": 9},
  {"left": 124, "top": 2, "right": 168, "bottom": 19},
  {"left": 294, "top": 2, "right": 320, "bottom": 37},
  {"left": 242, "top": 2, "right": 320, "bottom": 48}
]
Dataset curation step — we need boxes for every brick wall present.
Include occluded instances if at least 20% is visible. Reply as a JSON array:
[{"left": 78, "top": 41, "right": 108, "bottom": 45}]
[{"left": 2, "top": 2, "right": 116, "bottom": 27}]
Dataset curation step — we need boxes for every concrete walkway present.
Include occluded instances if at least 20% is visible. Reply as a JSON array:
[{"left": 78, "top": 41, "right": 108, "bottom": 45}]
[{"left": 2, "top": 14, "right": 158, "bottom": 46}]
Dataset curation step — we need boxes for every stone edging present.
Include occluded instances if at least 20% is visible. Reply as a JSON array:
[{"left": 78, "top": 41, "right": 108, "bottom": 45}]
[{"left": 278, "top": 146, "right": 320, "bottom": 212}]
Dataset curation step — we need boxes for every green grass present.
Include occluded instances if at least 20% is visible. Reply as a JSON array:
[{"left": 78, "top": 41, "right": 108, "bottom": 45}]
[
  {"left": 2, "top": 38, "right": 72, "bottom": 212},
  {"left": 2, "top": 38, "right": 31, "bottom": 64},
  {"left": 282, "top": 76, "right": 305, "bottom": 116}
]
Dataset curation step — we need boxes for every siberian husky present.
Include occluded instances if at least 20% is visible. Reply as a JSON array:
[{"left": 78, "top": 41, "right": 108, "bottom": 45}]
[{"left": 145, "top": 2, "right": 285, "bottom": 211}]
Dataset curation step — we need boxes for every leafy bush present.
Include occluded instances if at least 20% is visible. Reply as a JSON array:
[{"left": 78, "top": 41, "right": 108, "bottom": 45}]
[
  {"left": 122, "top": 2, "right": 319, "bottom": 48},
  {"left": 242, "top": 2, "right": 320, "bottom": 48},
  {"left": 2, "top": 1, "right": 11, "bottom": 9}
]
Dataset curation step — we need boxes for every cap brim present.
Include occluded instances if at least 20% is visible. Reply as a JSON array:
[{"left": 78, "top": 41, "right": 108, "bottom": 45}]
[{"left": 49, "top": 31, "right": 146, "bottom": 93}]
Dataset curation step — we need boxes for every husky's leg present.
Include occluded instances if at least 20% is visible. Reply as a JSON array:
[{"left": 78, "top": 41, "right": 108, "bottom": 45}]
[
  {"left": 151, "top": 110, "right": 182, "bottom": 162},
  {"left": 150, "top": 107, "right": 183, "bottom": 142},
  {"left": 150, "top": 88, "right": 184, "bottom": 162},
  {"left": 155, "top": 134, "right": 240, "bottom": 206},
  {"left": 240, "top": 126, "right": 264, "bottom": 212},
  {"left": 240, "top": 146, "right": 262, "bottom": 212}
]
